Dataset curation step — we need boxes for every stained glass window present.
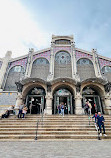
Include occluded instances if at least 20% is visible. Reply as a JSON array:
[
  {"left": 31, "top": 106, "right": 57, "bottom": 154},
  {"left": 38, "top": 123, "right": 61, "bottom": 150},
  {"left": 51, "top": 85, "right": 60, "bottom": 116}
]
[
  {"left": 55, "top": 51, "right": 71, "bottom": 64},
  {"left": 10, "top": 66, "right": 24, "bottom": 72},
  {"left": 77, "top": 58, "right": 93, "bottom": 65},
  {"left": 33, "top": 58, "right": 49, "bottom": 65},
  {"left": 102, "top": 66, "right": 111, "bottom": 73}
]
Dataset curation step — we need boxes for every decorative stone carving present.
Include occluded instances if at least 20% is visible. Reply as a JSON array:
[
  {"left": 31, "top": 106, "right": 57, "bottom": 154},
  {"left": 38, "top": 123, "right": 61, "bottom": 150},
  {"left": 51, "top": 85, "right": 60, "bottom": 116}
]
[
  {"left": 47, "top": 84, "right": 52, "bottom": 92},
  {"left": 76, "top": 83, "right": 81, "bottom": 93},
  {"left": 15, "top": 82, "right": 23, "bottom": 92},
  {"left": 104, "top": 83, "right": 111, "bottom": 92}
]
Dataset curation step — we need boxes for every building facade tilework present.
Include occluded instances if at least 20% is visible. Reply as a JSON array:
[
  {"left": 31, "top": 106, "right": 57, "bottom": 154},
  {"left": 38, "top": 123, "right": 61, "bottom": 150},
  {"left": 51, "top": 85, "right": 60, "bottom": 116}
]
[
  {"left": 99, "top": 58, "right": 111, "bottom": 69},
  {"left": 53, "top": 46, "right": 71, "bottom": 54},
  {"left": 0, "top": 92, "right": 17, "bottom": 105},
  {"left": 33, "top": 51, "right": 51, "bottom": 62},
  {"left": 0, "top": 61, "right": 2, "bottom": 69},
  {"left": 76, "top": 51, "right": 93, "bottom": 61},
  {"left": 9, "top": 58, "right": 27, "bottom": 70}
]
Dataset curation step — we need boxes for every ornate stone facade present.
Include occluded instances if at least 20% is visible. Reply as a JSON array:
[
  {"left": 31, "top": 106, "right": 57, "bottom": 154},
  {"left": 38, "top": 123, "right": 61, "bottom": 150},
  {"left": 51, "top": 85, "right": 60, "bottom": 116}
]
[{"left": 0, "top": 35, "right": 111, "bottom": 115}]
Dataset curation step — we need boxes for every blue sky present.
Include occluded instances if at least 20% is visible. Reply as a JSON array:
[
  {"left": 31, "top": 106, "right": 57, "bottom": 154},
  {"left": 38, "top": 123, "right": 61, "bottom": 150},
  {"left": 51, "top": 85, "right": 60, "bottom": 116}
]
[{"left": 0, "top": 0, "right": 111, "bottom": 58}]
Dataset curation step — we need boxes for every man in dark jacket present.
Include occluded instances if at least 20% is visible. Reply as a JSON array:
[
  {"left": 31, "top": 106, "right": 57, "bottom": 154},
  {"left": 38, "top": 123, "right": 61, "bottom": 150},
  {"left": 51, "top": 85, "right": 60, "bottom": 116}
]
[{"left": 97, "top": 112, "right": 107, "bottom": 136}]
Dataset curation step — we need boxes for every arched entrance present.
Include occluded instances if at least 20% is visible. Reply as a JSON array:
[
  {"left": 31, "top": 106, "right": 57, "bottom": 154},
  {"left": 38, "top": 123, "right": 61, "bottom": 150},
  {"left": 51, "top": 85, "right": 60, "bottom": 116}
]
[
  {"left": 82, "top": 86, "right": 103, "bottom": 114},
  {"left": 53, "top": 88, "right": 74, "bottom": 114},
  {"left": 25, "top": 87, "right": 46, "bottom": 114}
]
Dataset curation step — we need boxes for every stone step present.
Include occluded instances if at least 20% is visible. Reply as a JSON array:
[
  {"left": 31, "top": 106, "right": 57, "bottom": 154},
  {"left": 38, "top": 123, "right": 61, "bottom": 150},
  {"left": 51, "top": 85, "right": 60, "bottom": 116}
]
[
  {"left": 0, "top": 114, "right": 111, "bottom": 140},
  {"left": 0, "top": 134, "right": 110, "bottom": 140},
  {"left": 0, "top": 131, "right": 98, "bottom": 135},
  {"left": 0, "top": 124, "right": 98, "bottom": 128},
  {"left": 0, "top": 127, "right": 97, "bottom": 131}
]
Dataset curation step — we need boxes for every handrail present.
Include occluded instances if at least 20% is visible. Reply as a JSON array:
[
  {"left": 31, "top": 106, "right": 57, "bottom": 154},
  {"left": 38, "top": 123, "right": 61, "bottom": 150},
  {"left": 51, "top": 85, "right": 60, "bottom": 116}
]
[
  {"left": 92, "top": 119, "right": 101, "bottom": 140},
  {"left": 35, "top": 109, "right": 44, "bottom": 140},
  {"left": 88, "top": 114, "right": 90, "bottom": 125}
]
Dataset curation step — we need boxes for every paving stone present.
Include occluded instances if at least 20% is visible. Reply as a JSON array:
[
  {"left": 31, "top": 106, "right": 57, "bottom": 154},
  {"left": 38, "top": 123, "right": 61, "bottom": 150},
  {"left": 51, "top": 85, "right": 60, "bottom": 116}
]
[{"left": 0, "top": 141, "right": 111, "bottom": 158}]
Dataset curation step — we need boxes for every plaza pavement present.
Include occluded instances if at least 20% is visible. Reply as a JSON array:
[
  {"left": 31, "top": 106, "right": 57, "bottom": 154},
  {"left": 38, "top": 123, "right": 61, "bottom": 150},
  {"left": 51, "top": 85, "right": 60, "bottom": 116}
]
[{"left": 0, "top": 140, "right": 111, "bottom": 158}]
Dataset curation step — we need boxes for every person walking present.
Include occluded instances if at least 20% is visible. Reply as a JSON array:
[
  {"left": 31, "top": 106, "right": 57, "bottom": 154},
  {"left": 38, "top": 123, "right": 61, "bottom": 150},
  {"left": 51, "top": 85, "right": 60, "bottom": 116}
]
[
  {"left": 57, "top": 104, "right": 61, "bottom": 115},
  {"left": 84, "top": 101, "right": 89, "bottom": 115},
  {"left": 61, "top": 102, "right": 64, "bottom": 117},
  {"left": 22, "top": 106, "right": 28, "bottom": 118},
  {"left": 87, "top": 101, "right": 92, "bottom": 115},
  {"left": 92, "top": 112, "right": 98, "bottom": 130},
  {"left": 97, "top": 112, "right": 107, "bottom": 136},
  {"left": 18, "top": 104, "right": 24, "bottom": 118}
]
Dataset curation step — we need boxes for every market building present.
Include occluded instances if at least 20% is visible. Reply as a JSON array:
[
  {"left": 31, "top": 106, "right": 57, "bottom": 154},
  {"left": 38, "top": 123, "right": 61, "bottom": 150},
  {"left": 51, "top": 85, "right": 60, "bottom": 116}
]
[{"left": 0, "top": 35, "right": 111, "bottom": 115}]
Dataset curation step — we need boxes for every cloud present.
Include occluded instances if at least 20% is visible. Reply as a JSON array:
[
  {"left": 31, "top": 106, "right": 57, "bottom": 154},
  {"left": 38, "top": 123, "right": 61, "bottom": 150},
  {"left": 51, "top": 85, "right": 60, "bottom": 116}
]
[{"left": 0, "top": 0, "right": 50, "bottom": 58}]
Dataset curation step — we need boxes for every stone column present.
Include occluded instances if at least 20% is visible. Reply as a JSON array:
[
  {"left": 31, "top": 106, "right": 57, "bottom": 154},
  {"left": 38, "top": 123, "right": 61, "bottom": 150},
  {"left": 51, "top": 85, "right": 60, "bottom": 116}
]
[
  {"left": 104, "top": 94, "right": 111, "bottom": 115},
  {"left": 0, "top": 51, "right": 12, "bottom": 91},
  {"left": 75, "top": 92, "right": 83, "bottom": 114},
  {"left": 25, "top": 48, "right": 34, "bottom": 78},
  {"left": 92, "top": 49, "right": 102, "bottom": 78},
  {"left": 71, "top": 43, "right": 80, "bottom": 81},
  {"left": 45, "top": 92, "right": 53, "bottom": 115},
  {"left": 47, "top": 43, "right": 54, "bottom": 81}
]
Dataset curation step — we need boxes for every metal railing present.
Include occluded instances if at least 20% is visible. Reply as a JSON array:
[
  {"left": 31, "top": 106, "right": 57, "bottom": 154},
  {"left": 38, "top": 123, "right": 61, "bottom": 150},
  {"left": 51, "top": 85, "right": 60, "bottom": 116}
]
[
  {"left": 92, "top": 119, "right": 101, "bottom": 140},
  {"left": 89, "top": 115, "right": 101, "bottom": 140},
  {"left": 35, "top": 109, "right": 44, "bottom": 141}
]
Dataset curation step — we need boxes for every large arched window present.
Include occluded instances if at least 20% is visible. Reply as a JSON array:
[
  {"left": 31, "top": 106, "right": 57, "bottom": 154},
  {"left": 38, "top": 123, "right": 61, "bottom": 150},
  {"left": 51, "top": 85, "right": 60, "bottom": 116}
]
[
  {"left": 77, "top": 58, "right": 95, "bottom": 81},
  {"left": 102, "top": 66, "right": 111, "bottom": 82},
  {"left": 33, "top": 58, "right": 49, "bottom": 65},
  {"left": 55, "top": 51, "right": 71, "bottom": 64},
  {"left": 102, "top": 66, "right": 111, "bottom": 73},
  {"left": 77, "top": 58, "right": 93, "bottom": 65},
  {"left": 9, "top": 65, "right": 24, "bottom": 73},
  {"left": 31, "top": 58, "right": 49, "bottom": 80},
  {"left": 4, "top": 66, "right": 25, "bottom": 91},
  {"left": 54, "top": 51, "right": 72, "bottom": 78}
]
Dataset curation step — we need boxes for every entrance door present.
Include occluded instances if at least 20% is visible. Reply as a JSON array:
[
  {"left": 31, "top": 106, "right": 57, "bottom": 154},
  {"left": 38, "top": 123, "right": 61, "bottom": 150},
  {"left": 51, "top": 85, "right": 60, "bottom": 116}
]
[
  {"left": 83, "top": 95, "right": 102, "bottom": 114},
  {"left": 54, "top": 95, "right": 73, "bottom": 114},
  {"left": 26, "top": 95, "right": 45, "bottom": 114}
]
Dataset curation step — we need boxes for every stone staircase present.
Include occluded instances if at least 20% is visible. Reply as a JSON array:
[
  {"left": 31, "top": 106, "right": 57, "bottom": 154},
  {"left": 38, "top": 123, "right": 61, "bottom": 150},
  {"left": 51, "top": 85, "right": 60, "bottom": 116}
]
[{"left": 0, "top": 114, "right": 111, "bottom": 140}]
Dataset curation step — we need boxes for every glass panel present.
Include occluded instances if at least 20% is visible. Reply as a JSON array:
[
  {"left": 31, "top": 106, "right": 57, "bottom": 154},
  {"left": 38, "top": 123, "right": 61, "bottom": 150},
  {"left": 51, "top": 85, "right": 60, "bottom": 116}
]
[
  {"left": 55, "top": 51, "right": 71, "bottom": 64},
  {"left": 102, "top": 66, "right": 111, "bottom": 73},
  {"left": 33, "top": 58, "right": 49, "bottom": 65},
  {"left": 77, "top": 58, "right": 93, "bottom": 65},
  {"left": 56, "top": 89, "right": 71, "bottom": 96},
  {"left": 10, "top": 66, "right": 24, "bottom": 72},
  {"left": 55, "top": 39, "right": 71, "bottom": 45},
  {"left": 94, "top": 96, "right": 102, "bottom": 113}
]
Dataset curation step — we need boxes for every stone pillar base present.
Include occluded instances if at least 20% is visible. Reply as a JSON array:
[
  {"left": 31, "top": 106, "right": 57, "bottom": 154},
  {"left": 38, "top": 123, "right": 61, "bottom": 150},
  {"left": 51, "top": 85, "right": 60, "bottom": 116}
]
[
  {"left": 46, "top": 107, "right": 52, "bottom": 115},
  {"left": 75, "top": 93, "right": 83, "bottom": 115},
  {"left": 75, "top": 107, "right": 83, "bottom": 115},
  {"left": 45, "top": 94, "right": 52, "bottom": 115}
]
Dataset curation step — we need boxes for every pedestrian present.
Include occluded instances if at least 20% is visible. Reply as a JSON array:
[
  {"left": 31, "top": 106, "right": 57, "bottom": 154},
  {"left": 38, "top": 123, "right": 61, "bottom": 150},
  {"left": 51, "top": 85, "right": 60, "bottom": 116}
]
[
  {"left": 84, "top": 101, "right": 89, "bottom": 115},
  {"left": 92, "top": 112, "right": 98, "bottom": 130},
  {"left": 2, "top": 110, "right": 10, "bottom": 118},
  {"left": 61, "top": 102, "right": 64, "bottom": 117},
  {"left": 97, "top": 112, "right": 107, "bottom": 136},
  {"left": 22, "top": 106, "right": 28, "bottom": 118},
  {"left": 18, "top": 104, "right": 24, "bottom": 118},
  {"left": 57, "top": 104, "right": 61, "bottom": 115},
  {"left": 87, "top": 101, "right": 92, "bottom": 115}
]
